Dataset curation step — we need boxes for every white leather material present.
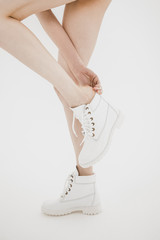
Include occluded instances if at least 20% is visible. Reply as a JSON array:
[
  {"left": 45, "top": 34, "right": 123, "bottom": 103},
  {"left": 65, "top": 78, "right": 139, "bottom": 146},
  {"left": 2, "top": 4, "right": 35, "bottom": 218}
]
[
  {"left": 41, "top": 168, "right": 101, "bottom": 215},
  {"left": 89, "top": 92, "right": 101, "bottom": 112},
  {"left": 90, "top": 96, "right": 109, "bottom": 140},
  {"left": 79, "top": 104, "right": 118, "bottom": 165},
  {"left": 70, "top": 93, "right": 119, "bottom": 167},
  {"left": 42, "top": 195, "right": 96, "bottom": 214},
  {"left": 64, "top": 182, "right": 95, "bottom": 200},
  {"left": 75, "top": 174, "right": 96, "bottom": 184}
]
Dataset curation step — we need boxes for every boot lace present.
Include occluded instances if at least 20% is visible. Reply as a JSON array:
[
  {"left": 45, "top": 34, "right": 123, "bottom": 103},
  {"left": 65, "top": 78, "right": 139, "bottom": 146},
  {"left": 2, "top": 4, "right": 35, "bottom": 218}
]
[
  {"left": 71, "top": 105, "right": 95, "bottom": 146},
  {"left": 60, "top": 173, "right": 74, "bottom": 198}
]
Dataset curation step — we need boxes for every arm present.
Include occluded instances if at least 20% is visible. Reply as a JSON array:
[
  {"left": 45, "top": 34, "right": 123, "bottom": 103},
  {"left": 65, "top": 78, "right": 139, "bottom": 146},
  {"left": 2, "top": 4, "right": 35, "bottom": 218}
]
[
  {"left": 36, "top": 10, "right": 82, "bottom": 75},
  {"left": 36, "top": 10, "right": 102, "bottom": 92}
]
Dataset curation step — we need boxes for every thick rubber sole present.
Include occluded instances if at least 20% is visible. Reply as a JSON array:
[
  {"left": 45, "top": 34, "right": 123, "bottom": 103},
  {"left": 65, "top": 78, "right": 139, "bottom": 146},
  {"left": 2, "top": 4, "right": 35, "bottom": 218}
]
[
  {"left": 79, "top": 107, "right": 125, "bottom": 168},
  {"left": 41, "top": 204, "right": 102, "bottom": 216}
]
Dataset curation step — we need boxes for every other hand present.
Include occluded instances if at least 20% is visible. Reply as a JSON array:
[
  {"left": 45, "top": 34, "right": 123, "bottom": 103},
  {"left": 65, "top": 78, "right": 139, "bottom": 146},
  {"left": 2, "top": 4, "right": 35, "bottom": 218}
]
[{"left": 72, "top": 64, "right": 103, "bottom": 95}]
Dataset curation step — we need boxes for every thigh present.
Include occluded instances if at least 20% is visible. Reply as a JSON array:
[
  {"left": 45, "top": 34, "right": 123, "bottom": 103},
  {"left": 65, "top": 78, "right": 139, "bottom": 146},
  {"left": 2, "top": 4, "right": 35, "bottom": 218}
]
[
  {"left": 0, "top": 0, "right": 77, "bottom": 21},
  {"left": 62, "top": 0, "right": 111, "bottom": 65}
]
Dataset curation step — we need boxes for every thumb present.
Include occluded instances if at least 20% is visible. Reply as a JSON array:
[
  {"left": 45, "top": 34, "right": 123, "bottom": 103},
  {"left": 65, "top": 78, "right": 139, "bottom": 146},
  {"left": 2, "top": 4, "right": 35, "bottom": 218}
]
[{"left": 84, "top": 67, "right": 95, "bottom": 78}]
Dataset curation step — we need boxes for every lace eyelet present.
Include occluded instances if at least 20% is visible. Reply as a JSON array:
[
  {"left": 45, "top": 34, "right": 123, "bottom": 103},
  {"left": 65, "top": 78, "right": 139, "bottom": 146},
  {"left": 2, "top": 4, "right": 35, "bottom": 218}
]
[
  {"left": 91, "top": 122, "right": 95, "bottom": 126},
  {"left": 92, "top": 133, "right": 95, "bottom": 137},
  {"left": 85, "top": 107, "right": 89, "bottom": 110},
  {"left": 90, "top": 117, "right": 93, "bottom": 120},
  {"left": 92, "top": 128, "right": 95, "bottom": 131},
  {"left": 65, "top": 192, "right": 68, "bottom": 195},
  {"left": 68, "top": 188, "right": 71, "bottom": 191},
  {"left": 88, "top": 111, "right": 91, "bottom": 114},
  {"left": 70, "top": 184, "right": 72, "bottom": 187}
]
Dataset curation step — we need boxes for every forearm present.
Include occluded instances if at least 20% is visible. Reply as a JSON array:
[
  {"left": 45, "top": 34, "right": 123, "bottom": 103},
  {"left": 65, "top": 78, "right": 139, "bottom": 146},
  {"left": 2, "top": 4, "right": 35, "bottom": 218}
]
[
  {"left": 36, "top": 10, "right": 83, "bottom": 70},
  {"left": 36, "top": 9, "right": 102, "bottom": 92}
]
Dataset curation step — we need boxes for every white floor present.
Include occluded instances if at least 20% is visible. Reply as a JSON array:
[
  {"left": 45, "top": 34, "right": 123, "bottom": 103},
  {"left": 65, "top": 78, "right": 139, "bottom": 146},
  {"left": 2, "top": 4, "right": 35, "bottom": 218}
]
[{"left": 0, "top": 1, "right": 160, "bottom": 239}]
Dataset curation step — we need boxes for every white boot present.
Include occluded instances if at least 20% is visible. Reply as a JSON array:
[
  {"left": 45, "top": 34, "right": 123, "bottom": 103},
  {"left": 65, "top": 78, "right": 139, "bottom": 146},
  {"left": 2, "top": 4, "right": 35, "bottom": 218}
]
[
  {"left": 41, "top": 166, "right": 102, "bottom": 216},
  {"left": 70, "top": 93, "right": 123, "bottom": 168}
]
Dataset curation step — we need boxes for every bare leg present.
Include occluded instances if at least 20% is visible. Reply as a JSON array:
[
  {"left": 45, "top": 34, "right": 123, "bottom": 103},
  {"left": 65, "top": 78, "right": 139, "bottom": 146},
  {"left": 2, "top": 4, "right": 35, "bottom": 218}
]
[
  {"left": 54, "top": 0, "right": 112, "bottom": 175},
  {"left": 0, "top": 16, "right": 95, "bottom": 108}
]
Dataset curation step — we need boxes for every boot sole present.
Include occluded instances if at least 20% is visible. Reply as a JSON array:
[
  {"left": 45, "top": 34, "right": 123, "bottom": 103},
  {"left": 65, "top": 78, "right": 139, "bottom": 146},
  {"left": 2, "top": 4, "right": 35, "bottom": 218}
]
[{"left": 41, "top": 204, "right": 102, "bottom": 216}]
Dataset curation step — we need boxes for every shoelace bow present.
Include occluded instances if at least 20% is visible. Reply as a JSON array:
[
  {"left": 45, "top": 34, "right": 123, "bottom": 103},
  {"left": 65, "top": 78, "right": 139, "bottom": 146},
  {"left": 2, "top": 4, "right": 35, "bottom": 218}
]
[
  {"left": 72, "top": 105, "right": 96, "bottom": 146},
  {"left": 61, "top": 173, "right": 74, "bottom": 198}
]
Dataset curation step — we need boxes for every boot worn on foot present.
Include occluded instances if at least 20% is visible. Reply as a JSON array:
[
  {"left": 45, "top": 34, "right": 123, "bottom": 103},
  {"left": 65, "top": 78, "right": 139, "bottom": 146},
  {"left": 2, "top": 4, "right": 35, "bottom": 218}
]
[
  {"left": 41, "top": 166, "right": 102, "bottom": 216},
  {"left": 70, "top": 93, "right": 123, "bottom": 168}
]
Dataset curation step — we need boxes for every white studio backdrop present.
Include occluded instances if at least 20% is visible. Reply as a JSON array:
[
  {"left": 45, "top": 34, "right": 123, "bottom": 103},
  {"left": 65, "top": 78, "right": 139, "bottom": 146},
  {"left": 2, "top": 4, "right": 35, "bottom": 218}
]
[{"left": 0, "top": 0, "right": 160, "bottom": 239}]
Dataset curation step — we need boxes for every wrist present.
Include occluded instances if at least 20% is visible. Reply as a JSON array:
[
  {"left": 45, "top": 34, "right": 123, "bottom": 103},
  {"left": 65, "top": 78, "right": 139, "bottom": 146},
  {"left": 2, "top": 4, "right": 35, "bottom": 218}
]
[{"left": 69, "top": 55, "right": 84, "bottom": 74}]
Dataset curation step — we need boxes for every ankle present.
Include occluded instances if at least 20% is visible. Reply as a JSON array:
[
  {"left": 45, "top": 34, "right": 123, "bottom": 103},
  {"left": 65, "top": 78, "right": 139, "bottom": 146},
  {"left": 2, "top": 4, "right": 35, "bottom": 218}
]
[
  {"left": 70, "top": 86, "right": 95, "bottom": 108},
  {"left": 76, "top": 165, "right": 94, "bottom": 176},
  {"left": 80, "top": 86, "right": 96, "bottom": 105}
]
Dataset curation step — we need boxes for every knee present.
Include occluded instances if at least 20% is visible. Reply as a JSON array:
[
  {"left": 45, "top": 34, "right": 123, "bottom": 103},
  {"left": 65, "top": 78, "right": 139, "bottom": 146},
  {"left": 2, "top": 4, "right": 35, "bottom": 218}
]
[
  {"left": 0, "top": 16, "right": 17, "bottom": 47},
  {"left": 95, "top": 0, "right": 112, "bottom": 8},
  {"left": 0, "top": 17, "right": 5, "bottom": 30},
  {"left": 0, "top": 18, "right": 6, "bottom": 46},
  {"left": 78, "top": 0, "right": 112, "bottom": 9}
]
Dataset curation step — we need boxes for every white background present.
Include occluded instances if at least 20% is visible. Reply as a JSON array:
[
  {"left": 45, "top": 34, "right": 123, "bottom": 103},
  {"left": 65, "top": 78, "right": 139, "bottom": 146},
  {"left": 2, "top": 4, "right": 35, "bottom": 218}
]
[{"left": 0, "top": 0, "right": 160, "bottom": 239}]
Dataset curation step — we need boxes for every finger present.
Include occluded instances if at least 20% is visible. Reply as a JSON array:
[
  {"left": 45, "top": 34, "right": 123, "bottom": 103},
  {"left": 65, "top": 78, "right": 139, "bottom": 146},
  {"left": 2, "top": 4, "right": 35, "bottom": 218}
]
[
  {"left": 94, "top": 82, "right": 101, "bottom": 86},
  {"left": 94, "top": 87, "right": 103, "bottom": 92},
  {"left": 92, "top": 75, "right": 100, "bottom": 87},
  {"left": 94, "top": 89, "right": 103, "bottom": 95},
  {"left": 93, "top": 86, "right": 103, "bottom": 93},
  {"left": 97, "top": 89, "right": 103, "bottom": 95},
  {"left": 93, "top": 86, "right": 102, "bottom": 90},
  {"left": 84, "top": 68, "right": 99, "bottom": 87},
  {"left": 94, "top": 84, "right": 102, "bottom": 89}
]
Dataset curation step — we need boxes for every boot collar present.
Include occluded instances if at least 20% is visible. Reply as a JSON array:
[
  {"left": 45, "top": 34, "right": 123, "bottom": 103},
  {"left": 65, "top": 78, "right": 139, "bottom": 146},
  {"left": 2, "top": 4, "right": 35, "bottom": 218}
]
[{"left": 73, "top": 167, "right": 96, "bottom": 184}]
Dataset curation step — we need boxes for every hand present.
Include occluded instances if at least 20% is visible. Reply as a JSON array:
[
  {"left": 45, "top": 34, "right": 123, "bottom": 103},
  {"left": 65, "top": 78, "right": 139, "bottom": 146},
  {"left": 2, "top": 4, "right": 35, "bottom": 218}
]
[{"left": 71, "top": 63, "right": 103, "bottom": 95}]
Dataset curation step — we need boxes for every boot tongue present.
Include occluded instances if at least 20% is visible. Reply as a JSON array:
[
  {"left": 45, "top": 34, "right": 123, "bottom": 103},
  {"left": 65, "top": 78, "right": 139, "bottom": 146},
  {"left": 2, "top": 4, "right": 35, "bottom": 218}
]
[
  {"left": 70, "top": 104, "right": 85, "bottom": 123},
  {"left": 70, "top": 94, "right": 101, "bottom": 122}
]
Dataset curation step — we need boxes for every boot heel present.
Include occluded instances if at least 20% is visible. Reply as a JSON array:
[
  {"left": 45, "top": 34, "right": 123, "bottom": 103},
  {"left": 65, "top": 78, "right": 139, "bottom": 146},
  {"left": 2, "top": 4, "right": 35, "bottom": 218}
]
[{"left": 82, "top": 204, "right": 102, "bottom": 215}]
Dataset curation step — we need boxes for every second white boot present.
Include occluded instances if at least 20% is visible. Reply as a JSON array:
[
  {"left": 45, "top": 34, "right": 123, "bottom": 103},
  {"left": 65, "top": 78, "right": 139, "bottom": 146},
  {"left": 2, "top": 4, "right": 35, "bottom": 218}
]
[{"left": 41, "top": 166, "right": 102, "bottom": 216}]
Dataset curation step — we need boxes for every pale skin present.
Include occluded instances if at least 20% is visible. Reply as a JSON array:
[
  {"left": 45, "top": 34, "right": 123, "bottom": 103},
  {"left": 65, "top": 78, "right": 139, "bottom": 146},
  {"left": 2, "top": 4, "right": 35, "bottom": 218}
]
[{"left": 0, "top": 0, "right": 112, "bottom": 176}]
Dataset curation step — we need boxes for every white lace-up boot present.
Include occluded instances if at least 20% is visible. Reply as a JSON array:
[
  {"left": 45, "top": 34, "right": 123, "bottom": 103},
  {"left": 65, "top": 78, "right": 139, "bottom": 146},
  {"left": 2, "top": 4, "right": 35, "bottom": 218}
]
[
  {"left": 41, "top": 166, "right": 101, "bottom": 216},
  {"left": 70, "top": 93, "right": 123, "bottom": 168}
]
